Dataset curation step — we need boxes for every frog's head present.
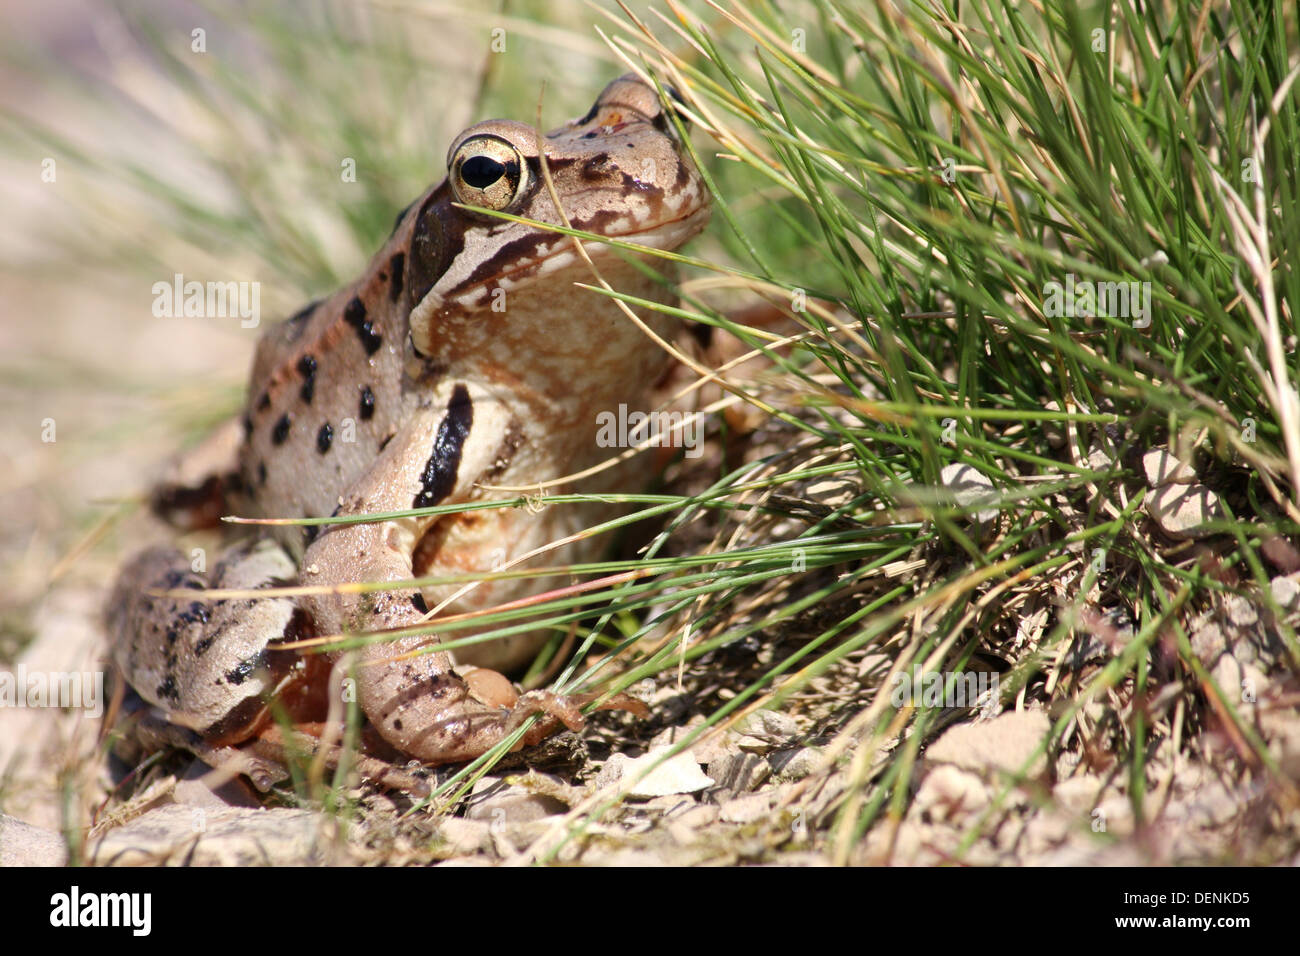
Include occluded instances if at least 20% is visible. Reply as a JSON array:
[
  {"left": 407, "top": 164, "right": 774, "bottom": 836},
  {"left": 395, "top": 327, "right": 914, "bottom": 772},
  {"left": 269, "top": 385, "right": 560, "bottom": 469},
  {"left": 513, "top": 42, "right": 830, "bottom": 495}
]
[{"left": 405, "top": 74, "right": 710, "bottom": 362}]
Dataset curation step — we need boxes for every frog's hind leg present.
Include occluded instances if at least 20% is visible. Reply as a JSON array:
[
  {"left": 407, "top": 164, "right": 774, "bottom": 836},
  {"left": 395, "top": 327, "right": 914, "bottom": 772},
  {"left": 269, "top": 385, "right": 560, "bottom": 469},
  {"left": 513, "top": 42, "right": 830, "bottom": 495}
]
[{"left": 106, "top": 538, "right": 309, "bottom": 748}]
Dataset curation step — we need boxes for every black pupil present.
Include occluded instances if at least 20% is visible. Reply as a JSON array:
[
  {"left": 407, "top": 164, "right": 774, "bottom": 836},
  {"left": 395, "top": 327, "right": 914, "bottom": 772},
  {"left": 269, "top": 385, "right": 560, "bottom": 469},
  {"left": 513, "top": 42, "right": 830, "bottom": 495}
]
[{"left": 462, "top": 154, "right": 508, "bottom": 189}]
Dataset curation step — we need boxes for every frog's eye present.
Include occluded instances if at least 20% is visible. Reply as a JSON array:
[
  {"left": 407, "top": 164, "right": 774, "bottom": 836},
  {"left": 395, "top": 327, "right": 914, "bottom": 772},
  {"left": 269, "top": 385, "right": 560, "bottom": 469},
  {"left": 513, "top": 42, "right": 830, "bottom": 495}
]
[{"left": 449, "top": 136, "right": 529, "bottom": 212}]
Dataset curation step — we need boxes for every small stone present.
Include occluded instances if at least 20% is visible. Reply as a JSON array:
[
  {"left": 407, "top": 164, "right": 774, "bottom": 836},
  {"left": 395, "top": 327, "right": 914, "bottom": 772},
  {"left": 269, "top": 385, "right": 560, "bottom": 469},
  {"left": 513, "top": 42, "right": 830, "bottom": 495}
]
[
  {"left": 770, "top": 746, "right": 823, "bottom": 781},
  {"left": 667, "top": 803, "right": 719, "bottom": 829},
  {"left": 939, "top": 463, "right": 999, "bottom": 525},
  {"left": 173, "top": 759, "right": 261, "bottom": 809},
  {"left": 1224, "top": 594, "right": 1262, "bottom": 630},
  {"left": 913, "top": 765, "right": 990, "bottom": 820},
  {"left": 805, "top": 477, "right": 858, "bottom": 508},
  {"left": 1146, "top": 483, "right": 1222, "bottom": 538},
  {"left": 0, "top": 813, "right": 67, "bottom": 866},
  {"left": 733, "top": 709, "right": 801, "bottom": 751},
  {"left": 436, "top": 818, "right": 493, "bottom": 856},
  {"left": 89, "top": 806, "right": 328, "bottom": 866},
  {"left": 1266, "top": 715, "right": 1300, "bottom": 779},
  {"left": 1210, "top": 656, "right": 1268, "bottom": 718},
  {"left": 719, "top": 792, "right": 771, "bottom": 824},
  {"left": 1142, "top": 448, "right": 1197, "bottom": 486},
  {"left": 599, "top": 748, "right": 713, "bottom": 798},
  {"left": 465, "top": 775, "right": 570, "bottom": 824},
  {"left": 1261, "top": 536, "right": 1300, "bottom": 573},
  {"left": 1052, "top": 777, "right": 1102, "bottom": 816},
  {"left": 1091, "top": 795, "right": 1134, "bottom": 838},
  {"left": 924, "top": 710, "right": 1051, "bottom": 778},
  {"left": 1085, "top": 445, "right": 1114, "bottom": 471},
  {"left": 1190, "top": 594, "right": 1286, "bottom": 671},
  {"left": 1271, "top": 574, "right": 1300, "bottom": 614},
  {"left": 706, "top": 752, "right": 771, "bottom": 794}
]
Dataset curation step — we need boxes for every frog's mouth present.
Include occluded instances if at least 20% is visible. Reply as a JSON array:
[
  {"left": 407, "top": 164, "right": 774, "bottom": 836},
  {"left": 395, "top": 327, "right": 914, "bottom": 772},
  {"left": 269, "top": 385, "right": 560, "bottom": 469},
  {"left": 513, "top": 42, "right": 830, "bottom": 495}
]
[{"left": 419, "top": 201, "right": 711, "bottom": 321}]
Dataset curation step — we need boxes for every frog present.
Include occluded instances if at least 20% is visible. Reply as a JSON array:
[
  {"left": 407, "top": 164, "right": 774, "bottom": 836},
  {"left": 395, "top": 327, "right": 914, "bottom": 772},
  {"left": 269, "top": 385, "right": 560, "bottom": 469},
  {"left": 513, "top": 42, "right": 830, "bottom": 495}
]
[{"left": 106, "top": 74, "right": 710, "bottom": 789}]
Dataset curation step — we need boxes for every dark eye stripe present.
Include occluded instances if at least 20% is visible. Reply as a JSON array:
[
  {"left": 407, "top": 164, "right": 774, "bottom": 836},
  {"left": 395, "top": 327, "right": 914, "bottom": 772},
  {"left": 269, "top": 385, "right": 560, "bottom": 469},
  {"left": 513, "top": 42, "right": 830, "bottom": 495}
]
[{"left": 460, "top": 233, "right": 548, "bottom": 287}]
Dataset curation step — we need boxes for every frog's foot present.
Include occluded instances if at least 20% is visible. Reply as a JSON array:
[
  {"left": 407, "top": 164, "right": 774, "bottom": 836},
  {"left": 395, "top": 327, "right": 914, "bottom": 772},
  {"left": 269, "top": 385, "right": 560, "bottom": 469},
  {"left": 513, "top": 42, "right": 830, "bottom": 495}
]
[
  {"left": 116, "top": 702, "right": 434, "bottom": 796},
  {"left": 249, "top": 724, "right": 435, "bottom": 797},
  {"left": 460, "top": 665, "right": 650, "bottom": 727},
  {"left": 120, "top": 704, "right": 291, "bottom": 793},
  {"left": 374, "top": 672, "right": 650, "bottom": 766},
  {"left": 507, "top": 689, "right": 651, "bottom": 747}
]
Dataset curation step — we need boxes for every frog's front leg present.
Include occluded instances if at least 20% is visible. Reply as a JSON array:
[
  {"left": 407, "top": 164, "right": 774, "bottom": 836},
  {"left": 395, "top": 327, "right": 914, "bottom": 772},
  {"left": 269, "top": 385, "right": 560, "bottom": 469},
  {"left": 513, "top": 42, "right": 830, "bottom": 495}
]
[{"left": 299, "top": 382, "right": 625, "bottom": 765}]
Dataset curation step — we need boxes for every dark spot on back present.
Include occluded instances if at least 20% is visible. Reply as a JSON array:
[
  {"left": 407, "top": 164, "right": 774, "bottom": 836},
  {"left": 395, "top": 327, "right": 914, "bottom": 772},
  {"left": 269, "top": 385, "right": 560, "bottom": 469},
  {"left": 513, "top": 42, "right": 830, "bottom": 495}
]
[
  {"left": 257, "top": 460, "right": 267, "bottom": 486},
  {"left": 316, "top": 422, "right": 333, "bottom": 454},
  {"left": 297, "top": 354, "right": 317, "bottom": 403},
  {"left": 272, "top": 413, "right": 292, "bottom": 445},
  {"left": 225, "top": 656, "right": 262, "bottom": 686},
  {"left": 178, "top": 601, "right": 211, "bottom": 626},
  {"left": 344, "top": 296, "right": 382, "bottom": 355},
  {"left": 411, "top": 593, "right": 429, "bottom": 614},
  {"left": 257, "top": 391, "right": 271, "bottom": 412},
  {"left": 155, "top": 675, "right": 179, "bottom": 703},
  {"left": 359, "top": 385, "right": 376, "bottom": 420},
  {"left": 422, "top": 673, "right": 457, "bottom": 703}
]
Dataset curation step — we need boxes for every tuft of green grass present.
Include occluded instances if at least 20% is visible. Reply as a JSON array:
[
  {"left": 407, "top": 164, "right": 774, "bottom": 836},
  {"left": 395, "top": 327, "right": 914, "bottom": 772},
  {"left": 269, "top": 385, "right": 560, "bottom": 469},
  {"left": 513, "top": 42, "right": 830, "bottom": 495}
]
[{"left": 583, "top": 0, "right": 1300, "bottom": 861}]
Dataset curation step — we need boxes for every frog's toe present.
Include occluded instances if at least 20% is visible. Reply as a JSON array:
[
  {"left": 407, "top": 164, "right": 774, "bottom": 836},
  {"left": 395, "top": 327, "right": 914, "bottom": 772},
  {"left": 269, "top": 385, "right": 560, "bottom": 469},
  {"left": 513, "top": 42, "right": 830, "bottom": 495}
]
[
  {"left": 510, "top": 691, "right": 586, "bottom": 734},
  {"left": 510, "top": 689, "right": 650, "bottom": 744}
]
